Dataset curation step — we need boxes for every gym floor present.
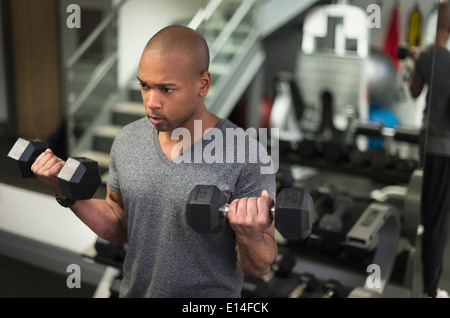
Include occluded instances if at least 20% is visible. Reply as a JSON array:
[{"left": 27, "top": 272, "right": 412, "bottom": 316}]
[{"left": 0, "top": 134, "right": 449, "bottom": 298}]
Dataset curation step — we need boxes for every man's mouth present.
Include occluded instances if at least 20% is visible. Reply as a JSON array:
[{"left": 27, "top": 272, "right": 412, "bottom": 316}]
[{"left": 148, "top": 116, "right": 165, "bottom": 125}]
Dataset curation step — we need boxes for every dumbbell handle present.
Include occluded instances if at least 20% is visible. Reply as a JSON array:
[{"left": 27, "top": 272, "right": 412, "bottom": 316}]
[{"left": 219, "top": 204, "right": 276, "bottom": 219}]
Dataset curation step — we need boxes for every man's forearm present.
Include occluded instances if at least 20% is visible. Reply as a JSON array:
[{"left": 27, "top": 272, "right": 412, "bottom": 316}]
[
  {"left": 69, "top": 199, "right": 127, "bottom": 245},
  {"left": 236, "top": 231, "right": 278, "bottom": 277}
]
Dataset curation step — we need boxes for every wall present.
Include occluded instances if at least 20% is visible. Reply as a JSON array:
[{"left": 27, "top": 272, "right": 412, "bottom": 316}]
[
  {"left": 351, "top": 0, "right": 437, "bottom": 49},
  {"left": 0, "top": 4, "right": 8, "bottom": 129},
  {"left": 59, "top": 0, "right": 113, "bottom": 65},
  {"left": 0, "top": 183, "right": 97, "bottom": 254},
  {"left": 117, "top": 0, "right": 203, "bottom": 88},
  {"left": 262, "top": 0, "right": 438, "bottom": 128},
  {"left": 9, "top": 0, "right": 62, "bottom": 139}
]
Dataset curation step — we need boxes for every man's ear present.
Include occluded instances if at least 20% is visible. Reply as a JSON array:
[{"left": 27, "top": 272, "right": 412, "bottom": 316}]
[{"left": 198, "top": 71, "right": 211, "bottom": 97}]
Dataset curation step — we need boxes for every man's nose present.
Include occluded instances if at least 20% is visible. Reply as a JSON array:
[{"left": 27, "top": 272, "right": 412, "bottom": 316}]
[{"left": 143, "top": 89, "right": 161, "bottom": 109}]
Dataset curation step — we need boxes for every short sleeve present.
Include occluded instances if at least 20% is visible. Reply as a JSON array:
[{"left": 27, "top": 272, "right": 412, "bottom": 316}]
[{"left": 106, "top": 136, "right": 121, "bottom": 193}]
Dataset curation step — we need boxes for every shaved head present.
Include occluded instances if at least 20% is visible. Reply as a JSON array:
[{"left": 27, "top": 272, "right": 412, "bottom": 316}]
[
  {"left": 137, "top": 25, "right": 216, "bottom": 135},
  {"left": 143, "top": 25, "right": 210, "bottom": 76}
]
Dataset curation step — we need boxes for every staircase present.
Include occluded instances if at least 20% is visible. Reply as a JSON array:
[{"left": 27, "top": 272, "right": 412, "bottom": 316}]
[
  {"left": 62, "top": 0, "right": 319, "bottom": 184},
  {"left": 77, "top": 101, "right": 146, "bottom": 183}
]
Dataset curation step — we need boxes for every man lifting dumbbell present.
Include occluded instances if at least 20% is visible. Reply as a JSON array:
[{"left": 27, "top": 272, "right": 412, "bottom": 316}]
[
  {"left": 14, "top": 26, "right": 284, "bottom": 298},
  {"left": 7, "top": 137, "right": 101, "bottom": 204},
  {"left": 186, "top": 185, "right": 312, "bottom": 240}
]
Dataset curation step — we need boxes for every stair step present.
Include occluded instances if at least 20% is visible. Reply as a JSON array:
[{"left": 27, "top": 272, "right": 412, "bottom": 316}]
[
  {"left": 112, "top": 102, "right": 146, "bottom": 126},
  {"left": 114, "top": 101, "right": 145, "bottom": 114},
  {"left": 220, "top": 43, "right": 241, "bottom": 55},
  {"left": 101, "top": 172, "right": 109, "bottom": 184},
  {"left": 205, "top": 22, "right": 253, "bottom": 39},
  {"left": 210, "top": 63, "right": 230, "bottom": 75},
  {"left": 75, "top": 150, "right": 110, "bottom": 169},
  {"left": 74, "top": 150, "right": 110, "bottom": 185},
  {"left": 210, "top": 62, "right": 230, "bottom": 83},
  {"left": 93, "top": 125, "right": 122, "bottom": 153},
  {"left": 127, "top": 84, "right": 142, "bottom": 103}
]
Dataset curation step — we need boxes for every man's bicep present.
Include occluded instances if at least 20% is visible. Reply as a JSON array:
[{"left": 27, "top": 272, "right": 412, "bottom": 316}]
[{"left": 106, "top": 187, "right": 126, "bottom": 230}]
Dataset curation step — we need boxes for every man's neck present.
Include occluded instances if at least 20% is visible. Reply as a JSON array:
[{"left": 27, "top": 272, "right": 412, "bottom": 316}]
[{"left": 158, "top": 111, "right": 221, "bottom": 160}]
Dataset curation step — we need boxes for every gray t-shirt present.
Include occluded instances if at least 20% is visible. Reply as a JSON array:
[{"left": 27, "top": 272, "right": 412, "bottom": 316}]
[
  {"left": 416, "top": 44, "right": 450, "bottom": 156},
  {"left": 107, "top": 117, "right": 276, "bottom": 297}
]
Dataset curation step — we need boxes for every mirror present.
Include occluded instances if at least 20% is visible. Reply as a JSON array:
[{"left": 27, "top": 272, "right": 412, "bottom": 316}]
[
  {"left": 267, "top": 0, "right": 440, "bottom": 184},
  {"left": 410, "top": 0, "right": 450, "bottom": 298}
]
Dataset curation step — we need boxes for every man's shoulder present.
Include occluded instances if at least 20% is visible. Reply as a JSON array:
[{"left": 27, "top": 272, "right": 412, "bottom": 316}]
[
  {"left": 216, "top": 118, "right": 238, "bottom": 130},
  {"left": 116, "top": 117, "right": 150, "bottom": 138},
  {"left": 216, "top": 119, "right": 258, "bottom": 139}
]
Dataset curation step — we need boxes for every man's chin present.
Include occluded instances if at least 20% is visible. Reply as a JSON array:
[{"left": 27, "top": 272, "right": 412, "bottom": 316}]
[{"left": 149, "top": 120, "right": 171, "bottom": 133}]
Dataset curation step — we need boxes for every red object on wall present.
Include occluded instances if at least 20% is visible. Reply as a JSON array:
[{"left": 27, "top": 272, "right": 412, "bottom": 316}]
[{"left": 383, "top": 4, "right": 401, "bottom": 70}]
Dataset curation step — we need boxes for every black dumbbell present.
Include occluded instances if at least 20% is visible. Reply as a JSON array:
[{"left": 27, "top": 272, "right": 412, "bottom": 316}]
[
  {"left": 186, "top": 185, "right": 313, "bottom": 240},
  {"left": 311, "top": 183, "right": 338, "bottom": 224},
  {"left": 348, "top": 122, "right": 383, "bottom": 167},
  {"left": 289, "top": 272, "right": 318, "bottom": 298},
  {"left": 262, "top": 253, "right": 296, "bottom": 282},
  {"left": 7, "top": 137, "right": 101, "bottom": 200},
  {"left": 318, "top": 196, "right": 355, "bottom": 234},
  {"left": 245, "top": 253, "right": 296, "bottom": 298}
]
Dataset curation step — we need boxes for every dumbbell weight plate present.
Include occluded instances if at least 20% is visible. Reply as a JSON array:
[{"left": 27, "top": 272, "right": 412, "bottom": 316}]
[
  {"left": 7, "top": 137, "right": 48, "bottom": 178},
  {"left": 58, "top": 157, "right": 102, "bottom": 200},
  {"left": 275, "top": 188, "right": 313, "bottom": 240},
  {"left": 186, "top": 185, "right": 228, "bottom": 234}
]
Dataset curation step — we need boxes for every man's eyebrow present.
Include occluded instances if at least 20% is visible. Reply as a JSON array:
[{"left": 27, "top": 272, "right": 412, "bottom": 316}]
[{"left": 137, "top": 76, "right": 176, "bottom": 87}]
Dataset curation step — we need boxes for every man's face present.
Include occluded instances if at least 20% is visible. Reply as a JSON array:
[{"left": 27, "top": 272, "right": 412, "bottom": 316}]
[{"left": 137, "top": 49, "right": 208, "bottom": 133}]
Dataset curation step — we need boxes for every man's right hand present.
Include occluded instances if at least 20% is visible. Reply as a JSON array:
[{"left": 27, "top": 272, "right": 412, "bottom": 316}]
[{"left": 31, "top": 149, "right": 66, "bottom": 197}]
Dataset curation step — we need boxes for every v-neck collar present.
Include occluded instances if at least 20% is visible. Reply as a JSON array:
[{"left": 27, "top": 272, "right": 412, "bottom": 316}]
[{"left": 152, "top": 119, "right": 225, "bottom": 165}]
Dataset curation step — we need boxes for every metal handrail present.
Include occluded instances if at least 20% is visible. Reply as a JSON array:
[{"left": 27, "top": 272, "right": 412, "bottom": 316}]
[
  {"left": 65, "top": 0, "right": 127, "bottom": 71},
  {"left": 209, "top": 0, "right": 257, "bottom": 61},
  {"left": 188, "top": 0, "right": 224, "bottom": 30},
  {"left": 189, "top": 0, "right": 257, "bottom": 62},
  {"left": 69, "top": 51, "right": 118, "bottom": 116}
]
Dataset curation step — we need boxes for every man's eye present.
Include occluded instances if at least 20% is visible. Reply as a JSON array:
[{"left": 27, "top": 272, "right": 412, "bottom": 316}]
[
  {"left": 139, "top": 82, "right": 149, "bottom": 90},
  {"left": 161, "top": 87, "right": 173, "bottom": 93}
]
